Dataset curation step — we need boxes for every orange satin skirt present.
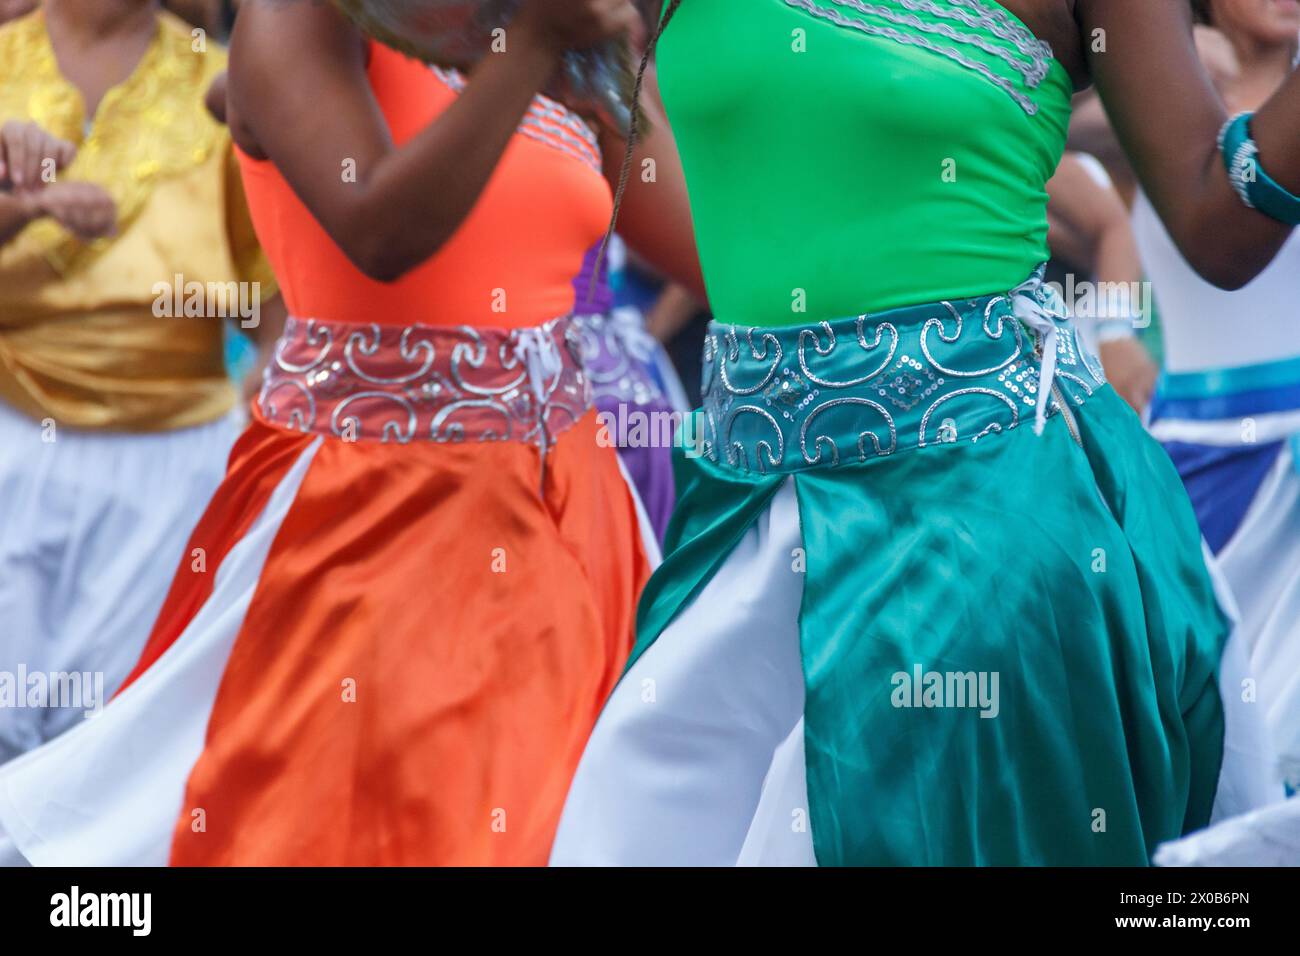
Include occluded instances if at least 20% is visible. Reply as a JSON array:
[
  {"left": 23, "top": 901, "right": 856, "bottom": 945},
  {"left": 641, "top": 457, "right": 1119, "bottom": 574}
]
[{"left": 119, "top": 400, "right": 650, "bottom": 865}]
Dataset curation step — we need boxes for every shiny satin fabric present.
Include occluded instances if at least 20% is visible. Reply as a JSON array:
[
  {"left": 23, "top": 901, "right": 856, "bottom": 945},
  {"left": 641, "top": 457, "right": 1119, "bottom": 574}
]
[
  {"left": 131, "top": 408, "right": 648, "bottom": 865},
  {"left": 631, "top": 390, "right": 1229, "bottom": 864},
  {"left": 573, "top": 308, "right": 680, "bottom": 540}
]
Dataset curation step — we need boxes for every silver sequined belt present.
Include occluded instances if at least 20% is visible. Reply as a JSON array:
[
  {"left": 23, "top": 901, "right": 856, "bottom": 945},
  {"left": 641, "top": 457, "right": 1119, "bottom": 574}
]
[
  {"left": 256, "top": 316, "right": 592, "bottom": 447},
  {"left": 697, "top": 269, "right": 1108, "bottom": 475}
]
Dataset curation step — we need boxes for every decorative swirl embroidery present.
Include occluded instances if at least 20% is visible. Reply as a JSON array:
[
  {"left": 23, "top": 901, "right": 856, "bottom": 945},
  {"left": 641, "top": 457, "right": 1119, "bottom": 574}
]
[
  {"left": 725, "top": 405, "right": 785, "bottom": 473},
  {"left": 800, "top": 397, "right": 898, "bottom": 464},
  {"left": 258, "top": 317, "right": 591, "bottom": 446},
  {"left": 920, "top": 299, "right": 1023, "bottom": 377},
  {"left": 273, "top": 320, "right": 334, "bottom": 373},
  {"left": 701, "top": 267, "right": 1105, "bottom": 474},
  {"left": 918, "top": 387, "right": 1019, "bottom": 447},
  {"left": 331, "top": 391, "right": 419, "bottom": 443},
  {"left": 0, "top": 11, "right": 225, "bottom": 272},
  {"left": 797, "top": 319, "right": 899, "bottom": 388},
  {"left": 719, "top": 327, "right": 783, "bottom": 395},
  {"left": 344, "top": 324, "right": 439, "bottom": 384},
  {"left": 571, "top": 310, "right": 667, "bottom": 407}
]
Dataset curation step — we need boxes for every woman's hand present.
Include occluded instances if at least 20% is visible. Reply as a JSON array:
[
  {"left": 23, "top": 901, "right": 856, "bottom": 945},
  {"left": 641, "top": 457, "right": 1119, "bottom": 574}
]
[
  {"left": 1099, "top": 337, "right": 1158, "bottom": 414},
  {"left": 513, "top": 0, "right": 642, "bottom": 54},
  {"left": 0, "top": 120, "right": 77, "bottom": 192},
  {"left": 23, "top": 181, "right": 118, "bottom": 240}
]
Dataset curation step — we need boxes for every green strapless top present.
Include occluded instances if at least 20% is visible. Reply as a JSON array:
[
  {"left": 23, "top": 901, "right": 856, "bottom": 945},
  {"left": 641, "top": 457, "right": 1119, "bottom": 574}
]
[{"left": 657, "top": 0, "right": 1073, "bottom": 326}]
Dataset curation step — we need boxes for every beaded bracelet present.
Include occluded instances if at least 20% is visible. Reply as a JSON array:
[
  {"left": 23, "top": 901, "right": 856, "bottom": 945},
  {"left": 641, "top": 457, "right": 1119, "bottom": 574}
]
[{"left": 1218, "top": 111, "right": 1300, "bottom": 226}]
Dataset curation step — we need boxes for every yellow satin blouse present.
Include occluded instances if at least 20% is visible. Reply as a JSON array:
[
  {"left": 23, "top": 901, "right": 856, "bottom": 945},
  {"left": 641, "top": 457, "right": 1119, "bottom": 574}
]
[{"left": 0, "top": 10, "right": 276, "bottom": 431}]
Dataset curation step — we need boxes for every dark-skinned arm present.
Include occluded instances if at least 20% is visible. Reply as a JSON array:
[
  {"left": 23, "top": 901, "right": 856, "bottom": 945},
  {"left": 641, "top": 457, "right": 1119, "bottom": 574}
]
[
  {"left": 227, "top": 0, "right": 638, "bottom": 282},
  {"left": 1080, "top": 0, "right": 1299, "bottom": 289},
  {"left": 596, "top": 64, "right": 707, "bottom": 304}
]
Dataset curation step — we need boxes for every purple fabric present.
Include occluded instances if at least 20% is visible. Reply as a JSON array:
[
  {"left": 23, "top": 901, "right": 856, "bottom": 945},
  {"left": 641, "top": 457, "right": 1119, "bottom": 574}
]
[
  {"left": 571, "top": 243, "right": 617, "bottom": 315},
  {"left": 571, "top": 243, "right": 678, "bottom": 542},
  {"left": 596, "top": 393, "right": 677, "bottom": 543}
]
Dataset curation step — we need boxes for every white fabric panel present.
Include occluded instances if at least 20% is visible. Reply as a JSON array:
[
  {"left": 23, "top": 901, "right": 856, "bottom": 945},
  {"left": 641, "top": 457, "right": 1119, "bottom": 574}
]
[
  {"left": 0, "top": 438, "right": 321, "bottom": 866},
  {"left": 614, "top": 452, "right": 663, "bottom": 569},
  {"left": 0, "top": 403, "right": 240, "bottom": 762},
  {"left": 550, "top": 478, "right": 809, "bottom": 866},
  {"left": 1156, "top": 796, "right": 1300, "bottom": 867},
  {"left": 1207, "top": 540, "right": 1288, "bottom": 824},
  {"left": 737, "top": 716, "right": 817, "bottom": 866},
  {"left": 1218, "top": 445, "right": 1300, "bottom": 789},
  {"left": 1132, "top": 189, "right": 1300, "bottom": 374},
  {"left": 1148, "top": 410, "right": 1300, "bottom": 447}
]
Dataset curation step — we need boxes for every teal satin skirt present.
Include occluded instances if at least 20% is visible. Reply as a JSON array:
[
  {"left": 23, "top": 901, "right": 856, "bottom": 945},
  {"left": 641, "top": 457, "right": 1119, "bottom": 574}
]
[{"left": 631, "top": 281, "right": 1229, "bottom": 865}]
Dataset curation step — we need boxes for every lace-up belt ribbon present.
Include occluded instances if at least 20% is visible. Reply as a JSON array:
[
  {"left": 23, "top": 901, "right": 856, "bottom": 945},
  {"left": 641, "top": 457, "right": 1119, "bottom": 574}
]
[
  {"left": 697, "top": 268, "right": 1107, "bottom": 475},
  {"left": 256, "top": 316, "right": 592, "bottom": 447}
]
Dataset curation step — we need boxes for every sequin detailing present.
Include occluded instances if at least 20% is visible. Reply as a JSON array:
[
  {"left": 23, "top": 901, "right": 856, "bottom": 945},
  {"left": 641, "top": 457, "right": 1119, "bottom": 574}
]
[
  {"left": 571, "top": 309, "right": 667, "bottom": 407},
  {"left": 257, "top": 317, "right": 591, "bottom": 446},
  {"left": 698, "top": 268, "right": 1105, "bottom": 474},
  {"left": 430, "top": 65, "right": 602, "bottom": 172},
  {"left": 781, "top": 0, "right": 1055, "bottom": 115}
]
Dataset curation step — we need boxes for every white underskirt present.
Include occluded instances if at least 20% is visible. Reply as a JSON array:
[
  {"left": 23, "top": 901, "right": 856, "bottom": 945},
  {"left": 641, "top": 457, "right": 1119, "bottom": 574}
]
[
  {"left": 0, "top": 438, "right": 321, "bottom": 866},
  {"left": 551, "top": 476, "right": 1280, "bottom": 866},
  {"left": 551, "top": 478, "right": 812, "bottom": 865},
  {"left": 0, "top": 402, "right": 240, "bottom": 763},
  {"left": 1217, "top": 443, "right": 1300, "bottom": 790}
]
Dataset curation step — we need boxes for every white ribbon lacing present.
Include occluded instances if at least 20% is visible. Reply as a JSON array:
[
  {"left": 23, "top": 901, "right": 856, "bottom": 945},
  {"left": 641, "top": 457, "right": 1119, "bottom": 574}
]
[
  {"left": 513, "top": 326, "right": 565, "bottom": 486},
  {"left": 1011, "top": 283, "right": 1059, "bottom": 436}
]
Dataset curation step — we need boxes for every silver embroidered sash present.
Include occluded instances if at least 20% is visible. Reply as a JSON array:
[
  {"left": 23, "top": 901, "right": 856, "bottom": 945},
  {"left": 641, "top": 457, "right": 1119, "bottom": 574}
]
[
  {"left": 257, "top": 316, "right": 592, "bottom": 447},
  {"left": 698, "top": 267, "right": 1107, "bottom": 474},
  {"left": 571, "top": 308, "right": 669, "bottom": 409}
]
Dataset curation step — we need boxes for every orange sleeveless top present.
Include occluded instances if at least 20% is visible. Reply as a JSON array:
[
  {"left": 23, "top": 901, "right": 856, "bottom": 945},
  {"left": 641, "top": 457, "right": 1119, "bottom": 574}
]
[{"left": 236, "top": 44, "right": 612, "bottom": 329}]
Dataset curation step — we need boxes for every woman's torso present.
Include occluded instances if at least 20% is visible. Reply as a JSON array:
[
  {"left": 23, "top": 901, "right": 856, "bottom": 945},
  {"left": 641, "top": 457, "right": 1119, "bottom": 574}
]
[
  {"left": 236, "top": 44, "right": 613, "bottom": 329},
  {"left": 656, "top": 0, "right": 1073, "bottom": 326}
]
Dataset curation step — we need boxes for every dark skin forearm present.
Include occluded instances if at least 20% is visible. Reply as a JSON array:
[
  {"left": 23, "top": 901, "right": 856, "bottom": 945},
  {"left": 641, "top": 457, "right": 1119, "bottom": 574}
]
[
  {"left": 597, "top": 65, "right": 706, "bottom": 303},
  {"left": 227, "top": 0, "right": 571, "bottom": 282},
  {"left": 1078, "top": 0, "right": 1298, "bottom": 289}
]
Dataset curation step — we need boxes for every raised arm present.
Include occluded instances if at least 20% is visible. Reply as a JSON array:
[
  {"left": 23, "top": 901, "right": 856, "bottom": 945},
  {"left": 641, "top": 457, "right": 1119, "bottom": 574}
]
[
  {"left": 1079, "top": 0, "right": 1300, "bottom": 289},
  {"left": 226, "top": 0, "right": 638, "bottom": 282}
]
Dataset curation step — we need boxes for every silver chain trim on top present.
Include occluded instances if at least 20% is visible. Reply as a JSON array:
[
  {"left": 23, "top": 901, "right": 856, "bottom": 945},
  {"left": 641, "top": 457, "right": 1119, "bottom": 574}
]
[
  {"left": 841, "top": 0, "right": 1049, "bottom": 86},
  {"left": 430, "top": 64, "right": 603, "bottom": 172},
  {"left": 782, "top": 0, "right": 1054, "bottom": 115}
]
